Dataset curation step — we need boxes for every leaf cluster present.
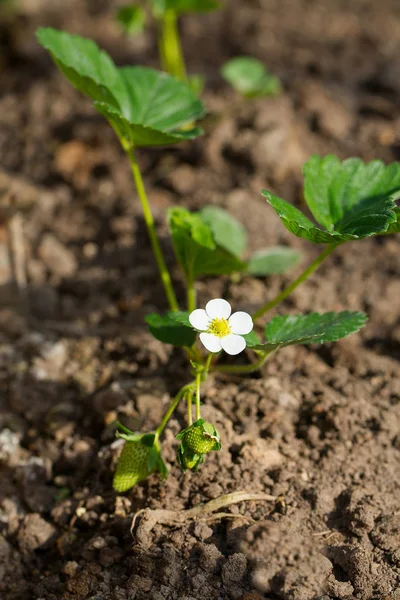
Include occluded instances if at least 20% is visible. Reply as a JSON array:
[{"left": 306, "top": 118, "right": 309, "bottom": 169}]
[{"left": 168, "top": 205, "right": 302, "bottom": 282}]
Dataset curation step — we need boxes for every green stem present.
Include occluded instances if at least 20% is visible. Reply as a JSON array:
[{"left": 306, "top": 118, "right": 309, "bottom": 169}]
[
  {"left": 158, "top": 10, "right": 187, "bottom": 81},
  {"left": 195, "top": 372, "right": 201, "bottom": 420},
  {"left": 187, "top": 277, "right": 196, "bottom": 312},
  {"left": 127, "top": 148, "right": 179, "bottom": 312},
  {"left": 252, "top": 244, "right": 338, "bottom": 320},
  {"left": 187, "top": 389, "right": 193, "bottom": 426},
  {"left": 155, "top": 383, "right": 193, "bottom": 440},
  {"left": 213, "top": 352, "right": 270, "bottom": 374}
]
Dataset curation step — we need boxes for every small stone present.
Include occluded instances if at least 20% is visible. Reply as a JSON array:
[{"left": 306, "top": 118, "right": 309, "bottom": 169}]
[
  {"left": 38, "top": 233, "right": 77, "bottom": 278},
  {"left": 17, "top": 514, "right": 57, "bottom": 552}
]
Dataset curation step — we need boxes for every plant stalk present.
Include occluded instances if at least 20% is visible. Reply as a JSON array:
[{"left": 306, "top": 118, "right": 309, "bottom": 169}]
[
  {"left": 127, "top": 148, "right": 179, "bottom": 312},
  {"left": 195, "top": 372, "right": 202, "bottom": 420},
  {"left": 252, "top": 244, "right": 338, "bottom": 320},
  {"left": 187, "top": 276, "right": 196, "bottom": 312},
  {"left": 158, "top": 10, "right": 187, "bottom": 82},
  {"left": 186, "top": 389, "right": 193, "bottom": 426},
  {"left": 213, "top": 352, "right": 270, "bottom": 374},
  {"left": 155, "top": 383, "right": 193, "bottom": 441}
]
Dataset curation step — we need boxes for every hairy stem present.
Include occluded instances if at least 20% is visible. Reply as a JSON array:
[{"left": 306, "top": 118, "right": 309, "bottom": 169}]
[
  {"left": 155, "top": 383, "right": 193, "bottom": 441},
  {"left": 195, "top": 372, "right": 202, "bottom": 420},
  {"left": 252, "top": 244, "right": 338, "bottom": 320},
  {"left": 213, "top": 352, "right": 270, "bottom": 374},
  {"left": 127, "top": 148, "right": 179, "bottom": 312},
  {"left": 187, "top": 276, "right": 196, "bottom": 312},
  {"left": 158, "top": 10, "right": 187, "bottom": 81},
  {"left": 187, "top": 389, "right": 193, "bottom": 426}
]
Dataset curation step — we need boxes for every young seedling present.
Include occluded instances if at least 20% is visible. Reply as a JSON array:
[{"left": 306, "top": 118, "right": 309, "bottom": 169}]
[
  {"left": 221, "top": 56, "right": 282, "bottom": 98},
  {"left": 36, "top": 28, "right": 400, "bottom": 493},
  {"left": 116, "top": 0, "right": 220, "bottom": 88}
]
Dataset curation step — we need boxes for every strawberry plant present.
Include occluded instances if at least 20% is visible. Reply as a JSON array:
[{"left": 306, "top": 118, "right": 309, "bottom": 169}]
[{"left": 36, "top": 28, "right": 400, "bottom": 493}]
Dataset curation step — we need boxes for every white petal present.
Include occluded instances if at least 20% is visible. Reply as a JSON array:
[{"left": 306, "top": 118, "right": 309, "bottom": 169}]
[
  {"left": 199, "top": 333, "right": 222, "bottom": 353},
  {"left": 205, "top": 298, "right": 231, "bottom": 320},
  {"left": 229, "top": 311, "right": 253, "bottom": 335},
  {"left": 189, "top": 309, "right": 210, "bottom": 331},
  {"left": 220, "top": 334, "right": 246, "bottom": 356}
]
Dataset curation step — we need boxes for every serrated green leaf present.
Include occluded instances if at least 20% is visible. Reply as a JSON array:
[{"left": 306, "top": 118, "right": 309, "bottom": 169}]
[
  {"left": 252, "top": 311, "right": 367, "bottom": 352},
  {"left": 200, "top": 206, "right": 248, "bottom": 258},
  {"left": 168, "top": 207, "right": 246, "bottom": 279},
  {"left": 152, "top": 0, "right": 220, "bottom": 16},
  {"left": 116, "top": 5, "right": 146, "bottom": 35},
  {"left": 36, "top": 28, "right": 204, "bottom": 148},
  {"left": 221, "top": 56, "right": 282, "bottom": 98},
  {"left": 145, "top": 312, "right": 197, "bottom": 346},
  {"left": 247, "top": 246, "right": 302, "bottom": 276},
  {"left": 263, "top": 155, "right": 400, "bottom": 244}
]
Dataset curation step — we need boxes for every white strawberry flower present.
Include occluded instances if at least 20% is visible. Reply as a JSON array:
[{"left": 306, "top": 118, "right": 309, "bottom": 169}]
[{"left": 189, "top": 298, "right": 253, "bottom": 355}]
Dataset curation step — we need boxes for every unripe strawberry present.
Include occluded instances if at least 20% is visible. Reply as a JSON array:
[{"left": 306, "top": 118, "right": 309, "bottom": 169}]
[
  {"left": 183, "top": 427, "right": 216, "bottom": 455},
  {"left": 113, "top": 440, "right": 150, "bottom": 493},
  {"left": 113, "top": 429, "right": 167, "bottom": 493},
  {"left": 176, "top": 419, "right": 221, "bottom": 472}
]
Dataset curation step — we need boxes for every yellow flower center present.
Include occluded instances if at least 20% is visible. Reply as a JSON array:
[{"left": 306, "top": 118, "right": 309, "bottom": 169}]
[{"left": 208, "top": 318, "right": 231, "bottom": 337}]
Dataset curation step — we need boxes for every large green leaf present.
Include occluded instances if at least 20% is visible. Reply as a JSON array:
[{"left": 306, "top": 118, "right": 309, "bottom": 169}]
[
  {"left": 252, "top": 311, "right": 367, "bottom": 352},
  {"left": 145, "top": 312, "right": 196, "bottom": 346},
  {"left": 168, "top": 207, "right": 245, "bottom": 280},
  {"left": 36, "top": 28, "right": 204, "bottom": 148},
  {"left": 152, "top": 0, "right": 220, "bottom": 16},
  {"left": 200, "top": 206, "right": 247, "bottom": 258},
  {"left": 247, "top": 246, "right": 301, "bottom": 276},
  {"left": 263, "top": 155, "right": 400, "bottom": 244},
  {"left": 221, "top": 56, "right": 282, "bottom": 98}
]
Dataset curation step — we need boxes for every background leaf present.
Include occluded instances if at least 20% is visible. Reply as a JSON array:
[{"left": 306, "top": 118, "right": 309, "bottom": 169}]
[
  {"left": 145, "top": 312, "right": 197, "bottom": 346},
  {"left": 247, "top": 246, "right": 302, "bottom": 276},
  {"left": 252, "top": 311, "right": 367, "bottom": 352},
  {"left": 168, "top": 207, "right": 245, "bottom": 279},
  {"left": 242, "top": 330, "right": 261, "bottom": 348},
  {"left": 221, "top": 56, "right": 282, "bottom": 98},
  {"left": 152, "top": 0, "right": 220, "bottom": 15},
  {"left": 116, "top": 5, "right": 146, "bottom": 35},
  {"left": 36, "top": 29, "right": 204, "bottom": 148},
  {"left": 200, "top": 206, "right": 247, "bottom": 258}
]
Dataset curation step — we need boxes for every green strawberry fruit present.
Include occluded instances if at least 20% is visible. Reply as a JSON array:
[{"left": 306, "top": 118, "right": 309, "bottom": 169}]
[
  {"left": 183, "top": 427, "right": 216, "bottom": 455},
  {"left": 113, "top": 429, "right": 168, "bottom": 493},
  {"left": 176, "top": 419, "right": 221, "bottom": 472},
  {"left": 113, "top": 440, "right": 150, "bottom": 493}
]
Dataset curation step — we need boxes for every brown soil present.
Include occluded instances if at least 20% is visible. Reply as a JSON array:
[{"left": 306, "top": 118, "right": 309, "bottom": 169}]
[{"left": 1, "top": 1, "right": 400, "bottom": 599}]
